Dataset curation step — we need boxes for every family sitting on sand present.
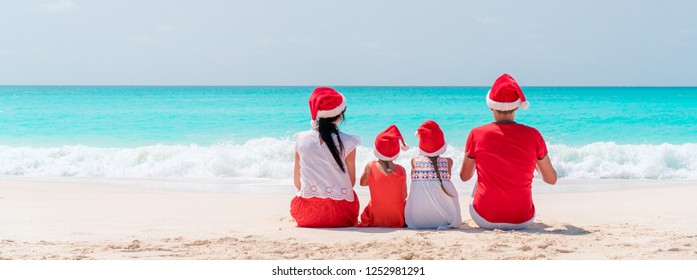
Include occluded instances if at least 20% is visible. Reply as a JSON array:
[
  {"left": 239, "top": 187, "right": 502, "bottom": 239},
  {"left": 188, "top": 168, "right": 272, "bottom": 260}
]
[{"left": 291, "top": 74, "right": 558, "bottom": 230}]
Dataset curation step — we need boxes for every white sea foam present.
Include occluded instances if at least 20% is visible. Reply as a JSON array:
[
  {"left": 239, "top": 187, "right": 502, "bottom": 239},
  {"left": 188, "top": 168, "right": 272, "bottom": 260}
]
[
  {"left": 1, "top": 139, "right": 695, "bottom": 180},
  {"left": 549, "top": 142, "right": 697, "bottom": 180},
  {"left": 0, "top": 138, "right": 296, "bottom": 179}
]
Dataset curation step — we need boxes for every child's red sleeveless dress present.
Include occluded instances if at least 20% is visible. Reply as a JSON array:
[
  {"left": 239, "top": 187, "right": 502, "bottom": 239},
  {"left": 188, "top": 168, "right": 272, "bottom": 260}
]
[{"left": 359, "top": 161, "right": 407, "bottom": 227}]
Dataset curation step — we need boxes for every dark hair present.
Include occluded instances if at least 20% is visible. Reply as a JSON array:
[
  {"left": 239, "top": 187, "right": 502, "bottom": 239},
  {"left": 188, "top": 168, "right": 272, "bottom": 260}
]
[
  {"left": 428, "top": 156, "right": 454, "bottom": 197},
  {"left": 318, "top": 110, "right": 346, "bottom": 172}
]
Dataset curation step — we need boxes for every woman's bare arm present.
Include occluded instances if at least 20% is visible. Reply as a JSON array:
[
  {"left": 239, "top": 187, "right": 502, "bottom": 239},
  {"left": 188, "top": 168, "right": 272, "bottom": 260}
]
[{"left": 293, "top": 152, "right": 301, "bottom": 190}]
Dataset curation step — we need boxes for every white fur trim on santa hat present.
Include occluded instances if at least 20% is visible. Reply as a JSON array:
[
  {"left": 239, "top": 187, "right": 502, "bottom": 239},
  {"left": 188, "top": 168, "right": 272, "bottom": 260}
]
[
  {"left": 316, "top": 93, "right": 346, "bottom": 119},
  {"left": 486, "top": 90, "right": 530, "bottom": 111},
  {"left": 374, "top": 149, "right": 399, "bottom": 161},
  {"left": 418, "top": 141, "right": 447, "bottom": 157}
]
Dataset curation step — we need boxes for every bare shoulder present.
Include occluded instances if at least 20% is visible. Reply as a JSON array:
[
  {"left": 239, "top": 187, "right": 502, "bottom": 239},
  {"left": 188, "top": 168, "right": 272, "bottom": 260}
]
[
  {"left": 364, "top": 162, "right": 373, "bottom": 171},
  {"left": 396, "top": 164, "right": 407, "bottom": 172}
]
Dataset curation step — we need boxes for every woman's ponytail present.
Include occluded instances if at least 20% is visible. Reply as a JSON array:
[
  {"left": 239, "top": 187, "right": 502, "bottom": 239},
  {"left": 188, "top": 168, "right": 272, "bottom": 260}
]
[{"left": 317, "top": 111, "right": 346, "bottom": 172}]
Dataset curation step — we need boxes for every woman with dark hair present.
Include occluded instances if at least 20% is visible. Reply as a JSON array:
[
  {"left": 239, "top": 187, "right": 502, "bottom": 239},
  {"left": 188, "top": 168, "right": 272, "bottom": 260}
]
[{"left": 290, "top": 87, "right": 361, "bottom": 227}]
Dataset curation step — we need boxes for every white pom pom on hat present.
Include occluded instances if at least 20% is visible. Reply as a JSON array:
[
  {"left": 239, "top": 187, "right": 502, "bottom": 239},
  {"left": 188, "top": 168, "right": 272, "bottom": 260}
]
[{"left": 520, "top": 100, "right": 530, "bottom": 110}]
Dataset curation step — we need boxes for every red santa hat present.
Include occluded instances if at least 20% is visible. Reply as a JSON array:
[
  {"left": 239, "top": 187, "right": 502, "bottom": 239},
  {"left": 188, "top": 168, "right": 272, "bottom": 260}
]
[
  {"left": 486, "top": 73, "right": 530, "bottom": 111},
  {"left": 373, "top": 125, "right": 409, "bottom": 161},
  {"left": 308, "top": 87, "right": 346, "bottom": 127},
  {"left": 415, "top": 120, "right": 447, "bottom": 157}
]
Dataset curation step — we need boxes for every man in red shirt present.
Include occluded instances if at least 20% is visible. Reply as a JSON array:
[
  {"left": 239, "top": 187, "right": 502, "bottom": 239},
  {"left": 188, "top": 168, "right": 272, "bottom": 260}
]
[{"left": 460, "top": 73, "right": 557, "bottom": 230}]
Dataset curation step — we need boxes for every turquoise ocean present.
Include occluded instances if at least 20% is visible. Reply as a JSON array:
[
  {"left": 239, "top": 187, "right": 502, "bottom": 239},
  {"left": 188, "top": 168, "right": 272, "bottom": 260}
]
[{"left": 1, "top": 86, "right": 695, "bottom": 181}]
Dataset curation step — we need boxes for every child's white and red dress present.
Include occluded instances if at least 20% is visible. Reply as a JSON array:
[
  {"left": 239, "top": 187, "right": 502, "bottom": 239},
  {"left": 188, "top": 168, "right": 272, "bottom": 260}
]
[
  {"left": 404, "top": 157, "right": 462, "bottom": 229},
  {"left": 291, "top": 129, "right": 361, "bottom": 227}
]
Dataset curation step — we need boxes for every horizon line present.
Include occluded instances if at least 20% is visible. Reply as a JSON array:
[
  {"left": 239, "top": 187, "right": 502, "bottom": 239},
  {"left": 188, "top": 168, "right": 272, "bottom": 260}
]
[{"left": 2, "top": 84, "right": 697, "bottom": 88}]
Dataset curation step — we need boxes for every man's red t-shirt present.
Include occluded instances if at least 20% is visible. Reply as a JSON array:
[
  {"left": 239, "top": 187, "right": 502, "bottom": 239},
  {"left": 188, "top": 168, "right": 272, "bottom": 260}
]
[{"left": 465, "top": 121, "right": 548, "bottom": 224}]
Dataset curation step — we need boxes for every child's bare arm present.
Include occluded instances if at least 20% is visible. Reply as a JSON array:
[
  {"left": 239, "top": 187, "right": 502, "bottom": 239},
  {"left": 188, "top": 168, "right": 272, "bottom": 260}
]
[
  {"left": 403, "top": 177, "right": 408, "bottom": 200},
  {"left": 410, "top": 158, "right": 416, "bottom": 177},
  {"left": 460, "top": 154, "right": 476, "bottom": 182},
  {"left": 293, "top": 152, "right": 301, "bottom": 190},
  {"left": 536, "top": 155, "right": 557, "bottom": 185},
  {"left": 359, "top": 163, "right": 370, "bottom": 186}
]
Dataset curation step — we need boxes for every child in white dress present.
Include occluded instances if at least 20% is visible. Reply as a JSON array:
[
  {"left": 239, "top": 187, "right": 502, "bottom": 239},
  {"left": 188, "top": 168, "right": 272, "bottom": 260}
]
[{"left": 404, "top": 120, "right": 462, "bottom": 230}]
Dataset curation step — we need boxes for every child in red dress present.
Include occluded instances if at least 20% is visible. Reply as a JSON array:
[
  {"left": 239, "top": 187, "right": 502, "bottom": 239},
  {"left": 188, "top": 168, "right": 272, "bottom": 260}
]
[{"left": 358, "top": 125, "right": 408, "bottom": 227}]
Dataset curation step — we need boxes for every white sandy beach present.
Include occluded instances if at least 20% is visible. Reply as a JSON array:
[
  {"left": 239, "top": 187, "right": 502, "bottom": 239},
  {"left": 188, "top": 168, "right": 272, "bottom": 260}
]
[{"left": 1, "top": 179, "right": 696, "bottom": 260}]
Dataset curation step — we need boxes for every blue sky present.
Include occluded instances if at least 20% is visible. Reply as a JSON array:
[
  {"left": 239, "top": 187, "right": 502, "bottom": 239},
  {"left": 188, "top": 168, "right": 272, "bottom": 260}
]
[{"left": 1, "top": 0, "right": 696, "bottom": 86}]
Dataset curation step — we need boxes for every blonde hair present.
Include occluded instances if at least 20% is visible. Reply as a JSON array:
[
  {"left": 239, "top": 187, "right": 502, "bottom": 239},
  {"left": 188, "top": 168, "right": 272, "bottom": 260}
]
[{"left": 494, "top": 109, "right": 516, "bottom": 115}]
